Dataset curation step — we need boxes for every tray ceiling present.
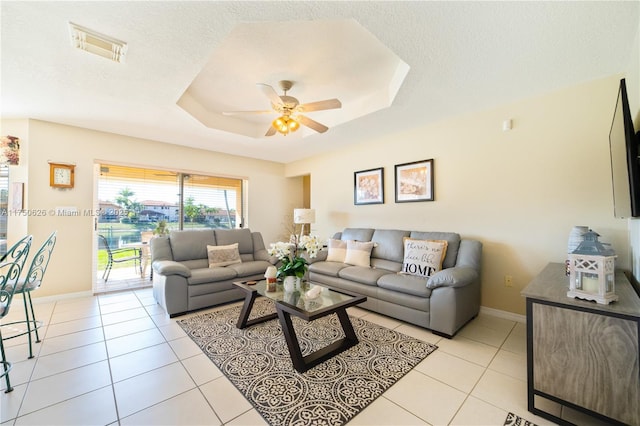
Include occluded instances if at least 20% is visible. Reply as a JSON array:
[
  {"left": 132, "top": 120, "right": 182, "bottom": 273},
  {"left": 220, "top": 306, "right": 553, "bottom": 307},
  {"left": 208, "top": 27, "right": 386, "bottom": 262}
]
[{"left": 1, "top": 1, "right": 638, "bottom": 163}]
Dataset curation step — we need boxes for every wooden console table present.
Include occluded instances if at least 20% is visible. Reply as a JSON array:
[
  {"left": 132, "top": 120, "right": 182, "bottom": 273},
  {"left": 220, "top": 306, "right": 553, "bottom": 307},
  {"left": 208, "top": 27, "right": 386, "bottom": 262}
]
[{"left": 521, "top": 262, "right": 640, "bottom": 425}]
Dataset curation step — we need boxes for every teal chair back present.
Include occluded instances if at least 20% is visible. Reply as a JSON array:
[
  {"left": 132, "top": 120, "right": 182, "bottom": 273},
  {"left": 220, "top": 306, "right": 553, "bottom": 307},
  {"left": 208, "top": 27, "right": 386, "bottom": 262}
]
[
  {"left": 19, "top": 231, "right": 57, "bottom": 293},
  {"left": 0, "top": 235, "right": 33, "bottom": 273},
  {"left": 0, "top": 260, "right": 23, "bottom": 392},
  {"left": 0, "top": 261, "right": 22, "bottom": 319}
]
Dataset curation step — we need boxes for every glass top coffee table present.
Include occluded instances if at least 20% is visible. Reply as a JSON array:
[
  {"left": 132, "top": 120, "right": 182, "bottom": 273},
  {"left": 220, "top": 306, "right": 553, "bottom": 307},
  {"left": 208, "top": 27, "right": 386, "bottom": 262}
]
[{"left": 233, "top": 279, "right": 366, "bottom": 373}]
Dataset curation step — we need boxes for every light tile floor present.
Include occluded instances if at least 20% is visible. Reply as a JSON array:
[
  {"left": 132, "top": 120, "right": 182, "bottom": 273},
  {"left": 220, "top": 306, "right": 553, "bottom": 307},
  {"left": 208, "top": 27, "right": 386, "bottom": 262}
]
[
  {"left": 95, "top": 266, "right": 152, "bottom": 294},
  {"left": 0, "top": 289, "right": 605, "bottom": 425}
]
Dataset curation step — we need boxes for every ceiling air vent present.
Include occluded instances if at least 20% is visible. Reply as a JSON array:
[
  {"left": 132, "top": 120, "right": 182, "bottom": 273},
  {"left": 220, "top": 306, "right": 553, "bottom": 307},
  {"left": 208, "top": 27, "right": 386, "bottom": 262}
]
[{"left": 68, "top": 22, "right": 127, "bottom": 63}]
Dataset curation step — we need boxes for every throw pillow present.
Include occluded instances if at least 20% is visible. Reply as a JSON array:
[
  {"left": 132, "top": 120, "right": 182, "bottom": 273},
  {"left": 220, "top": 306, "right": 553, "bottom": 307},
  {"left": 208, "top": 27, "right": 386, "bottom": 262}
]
[
  {"left": 207, "top": 243, "right": 242, "bottom": 268},
  {"left": 326, "top": 238, "right": 348, "bottom": 262},
  {"left": 401, "top": 238, "right": 448, "bottom": 278},
  {"left": 344, "top": 240, "right": 375, "bottom": 267}
]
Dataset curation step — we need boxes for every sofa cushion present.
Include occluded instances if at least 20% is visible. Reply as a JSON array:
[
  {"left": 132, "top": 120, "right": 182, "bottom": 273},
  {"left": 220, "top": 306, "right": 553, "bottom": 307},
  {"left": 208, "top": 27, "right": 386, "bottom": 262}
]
[
  {"left": 377, "top": 273, "right": 432, "bottom": 298},
  {"left": 409, "top": 231, "right": 461, "bottom": 269},
  {"left": 371, "top": 229, "right": 410, "bottom": 263},
  {"left": 401, "top": 238, "right": 448, "bottom": 278},
  {"left": 207, "top": 243, "right": 242, "bottom": 267},
  {"left": 187, "top": 267, "right": 237, "bottom": 285},
  {"left": 340, "top": 228, "right": 375, "bottom": 242},
  {"left": 215, "top": 229, "right": 254, "bottom": 255},
  {"left": 370, "top": 258, "right": 403, "bottom": 273},
  {"left": 345, "top": 240, "right": 375, "bottom": 267},
  {"left": 170, "top": 229, "right": 216, "bottom": 262},
  {"left": 309, "top": 261, "right": 349, "bottom": 277},
  {"left": 181, "top": 259, "right": 209, "bottom": 270},
  {"left": 338, "top": 265, "right": 388, "bottom": 286},
  {"left": 326, "top": 238, "right": 348, "bottom": 262},
  {"left": 227, "top": 260, "right": 273, "bottom": 277}
]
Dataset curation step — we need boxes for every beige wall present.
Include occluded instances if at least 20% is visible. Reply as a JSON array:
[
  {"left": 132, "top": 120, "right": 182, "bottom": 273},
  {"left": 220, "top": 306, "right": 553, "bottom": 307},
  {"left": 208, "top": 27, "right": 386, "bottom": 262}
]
[
  {"left": 1, "top": 75, "right": 636, "bottom": 315},
  {"left": 0, "top": 119, "right": 301, "bottom": 297},
  {"left": 288, "top": 75, "right": 631, "bottom": 315}
]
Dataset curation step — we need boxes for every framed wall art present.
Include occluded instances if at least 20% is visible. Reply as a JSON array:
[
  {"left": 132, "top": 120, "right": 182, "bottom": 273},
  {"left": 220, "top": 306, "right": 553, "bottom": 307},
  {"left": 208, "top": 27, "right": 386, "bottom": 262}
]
[
  {"left": 354, "top": 167, "right": 384, "bottom": 205},
  {"left": 394, "top": 159, "right": 434, "bottom": 203}
]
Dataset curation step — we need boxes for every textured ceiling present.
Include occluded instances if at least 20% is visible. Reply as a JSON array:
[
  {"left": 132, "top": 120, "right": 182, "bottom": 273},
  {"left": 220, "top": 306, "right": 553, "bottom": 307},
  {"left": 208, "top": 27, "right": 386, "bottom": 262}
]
[{"left": 1, "top": 1, "right": 639, "bottom": 163}]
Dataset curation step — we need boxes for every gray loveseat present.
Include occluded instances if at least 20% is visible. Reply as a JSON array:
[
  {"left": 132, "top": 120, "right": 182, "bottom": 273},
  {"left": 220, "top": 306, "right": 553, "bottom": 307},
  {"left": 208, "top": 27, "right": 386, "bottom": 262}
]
[
  {"left": 150, "top": 228, "right": 274, "bottom": 317},
  {"left": 308, "top": 228, "right": 482, "bottom": 337}
]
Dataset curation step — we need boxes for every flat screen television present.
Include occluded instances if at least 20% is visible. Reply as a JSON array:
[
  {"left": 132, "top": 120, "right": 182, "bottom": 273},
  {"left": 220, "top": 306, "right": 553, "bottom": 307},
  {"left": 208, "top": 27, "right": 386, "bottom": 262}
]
[{"left": 609, "top": 78, "right": 640, "bottom": 218}]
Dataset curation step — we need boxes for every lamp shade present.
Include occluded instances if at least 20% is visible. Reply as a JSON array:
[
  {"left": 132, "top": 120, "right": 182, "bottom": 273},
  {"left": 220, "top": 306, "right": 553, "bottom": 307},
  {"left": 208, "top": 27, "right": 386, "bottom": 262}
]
[{"left": 293, "top": 208, "right": 315, "bottom": 224}]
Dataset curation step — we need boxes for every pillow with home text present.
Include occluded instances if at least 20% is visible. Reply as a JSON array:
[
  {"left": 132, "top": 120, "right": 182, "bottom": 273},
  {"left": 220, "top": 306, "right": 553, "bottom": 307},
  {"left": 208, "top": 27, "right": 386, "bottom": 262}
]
[{"left": 400, "top": 238, "right": 448, "bottom": 278}]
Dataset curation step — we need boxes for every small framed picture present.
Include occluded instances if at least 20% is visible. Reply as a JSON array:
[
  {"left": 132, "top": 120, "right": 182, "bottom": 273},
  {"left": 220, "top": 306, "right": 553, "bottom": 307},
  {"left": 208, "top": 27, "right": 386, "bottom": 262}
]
[
  {"left": 394, "top": 159, "right": 434, "bottom": 203},
  {"left": 354, "top": 167, "right": 384, "bottom": 205}
]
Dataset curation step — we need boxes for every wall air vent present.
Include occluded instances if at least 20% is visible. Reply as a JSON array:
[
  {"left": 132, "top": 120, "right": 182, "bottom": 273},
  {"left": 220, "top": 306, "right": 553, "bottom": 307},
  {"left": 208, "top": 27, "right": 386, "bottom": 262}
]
[{"left": 68, "top": 22, "right": 127, "bottom": 63}]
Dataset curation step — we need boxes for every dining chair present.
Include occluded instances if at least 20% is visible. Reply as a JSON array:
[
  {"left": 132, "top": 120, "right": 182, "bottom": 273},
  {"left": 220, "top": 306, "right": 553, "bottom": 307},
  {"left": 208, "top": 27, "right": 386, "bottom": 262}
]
[
  {"left": 0, "top": 260, "right": 24, "bottom": 393},
  {"left": 141, "top": 231, "right": 154, "bottom": 280},
  {"left": 10, "top": 231, "right": 56, "bottom": 359},
  {"left": 98, "top": 234, "right": 141, "bottom": 282},
  {"left": 0, "top": 234, "right": 33, "bottom": 271}
]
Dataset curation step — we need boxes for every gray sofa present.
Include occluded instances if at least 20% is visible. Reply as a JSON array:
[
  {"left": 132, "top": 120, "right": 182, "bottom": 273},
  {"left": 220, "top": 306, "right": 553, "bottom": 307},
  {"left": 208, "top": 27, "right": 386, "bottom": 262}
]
[
  {"left": 150, "top": 228, "right": 274, "bottom": 317},
  {"left": 308, "top": 228, "right": 482, "bottom": 337}
]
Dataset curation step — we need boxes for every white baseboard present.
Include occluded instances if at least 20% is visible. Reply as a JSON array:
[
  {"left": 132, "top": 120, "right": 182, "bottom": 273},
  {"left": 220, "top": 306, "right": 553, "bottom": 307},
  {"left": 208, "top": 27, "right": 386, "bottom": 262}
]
[
  {"left": 21, "top": 291, "right": 94, "bottom": 305},
  {"left": 480, "top": 305, "right": 526, "bottom": 323}
]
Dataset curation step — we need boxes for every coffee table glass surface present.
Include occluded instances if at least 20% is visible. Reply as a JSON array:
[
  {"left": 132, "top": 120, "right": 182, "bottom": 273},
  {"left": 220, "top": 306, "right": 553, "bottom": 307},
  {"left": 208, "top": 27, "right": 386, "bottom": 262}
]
[
  {"left": 233, "top": 279, "right": 366, "bottom": 372},
  {"left": 237, "top": 279, "right": 358, "bottom": 314}
]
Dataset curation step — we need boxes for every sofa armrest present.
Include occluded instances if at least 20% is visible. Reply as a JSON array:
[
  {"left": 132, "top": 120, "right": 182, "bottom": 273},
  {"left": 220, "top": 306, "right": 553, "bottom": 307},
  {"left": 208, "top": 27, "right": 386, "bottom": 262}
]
[
  {"left": 427, "top": 266, "right": 478, "bottom": 289},
  {"left": 153, "top": 260, "right": 192, "bottom": 278},
  {"left": 251, "top": 232, "right": 278, "bottom": 264},
  {"left": 254, "top": 248, "right": 279, "bottom": 264}
]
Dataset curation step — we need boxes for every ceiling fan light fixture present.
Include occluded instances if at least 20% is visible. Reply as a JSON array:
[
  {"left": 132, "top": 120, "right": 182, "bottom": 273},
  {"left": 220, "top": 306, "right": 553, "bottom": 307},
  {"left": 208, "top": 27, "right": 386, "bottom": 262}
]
[{"left": 272, "top": 115, "right": 300, "bottom": 135}]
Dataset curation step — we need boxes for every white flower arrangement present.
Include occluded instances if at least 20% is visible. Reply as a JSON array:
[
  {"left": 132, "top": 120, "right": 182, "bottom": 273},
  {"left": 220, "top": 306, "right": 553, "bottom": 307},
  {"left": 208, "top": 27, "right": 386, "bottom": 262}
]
[{"left": 268, "top": 234, "right": 323, "bottom": 278}]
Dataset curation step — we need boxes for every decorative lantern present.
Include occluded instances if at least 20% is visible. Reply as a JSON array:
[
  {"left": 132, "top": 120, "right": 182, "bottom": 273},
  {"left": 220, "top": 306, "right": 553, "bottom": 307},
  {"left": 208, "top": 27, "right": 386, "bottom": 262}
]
[{"left": 567, "top": 230, "right": 618, "bottom": 304}]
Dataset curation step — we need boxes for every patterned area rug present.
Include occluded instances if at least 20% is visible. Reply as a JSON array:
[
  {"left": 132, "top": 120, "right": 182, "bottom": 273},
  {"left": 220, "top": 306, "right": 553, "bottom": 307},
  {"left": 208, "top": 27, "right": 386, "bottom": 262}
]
[
  {"left": 178, "top": 298, "right": 437, "bottom": 426},
  {"left": 504, "top": 412, "right": 538, "bottom": 426}
]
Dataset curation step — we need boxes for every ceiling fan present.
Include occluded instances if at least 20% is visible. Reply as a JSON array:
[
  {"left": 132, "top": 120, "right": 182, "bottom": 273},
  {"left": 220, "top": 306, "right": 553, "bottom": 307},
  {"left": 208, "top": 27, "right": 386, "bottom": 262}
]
[{"left": 223, "top": 80, "right": 342, "bottom": 136}]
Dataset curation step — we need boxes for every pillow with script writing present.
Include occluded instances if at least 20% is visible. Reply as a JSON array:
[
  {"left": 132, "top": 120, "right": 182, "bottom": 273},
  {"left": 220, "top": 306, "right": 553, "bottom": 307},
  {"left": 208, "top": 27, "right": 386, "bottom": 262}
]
[{"left": 400, "top": 238, "right": 448, "bottom": 278}]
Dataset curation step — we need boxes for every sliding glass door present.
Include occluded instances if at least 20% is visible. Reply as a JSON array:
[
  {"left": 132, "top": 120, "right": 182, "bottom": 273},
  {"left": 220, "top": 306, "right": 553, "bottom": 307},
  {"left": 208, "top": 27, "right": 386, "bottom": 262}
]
[
  {"left": 96, "top": 163, "right": 244, "bottom": 287},
  {"left": 182, "top": 174, "right": 243, "bottom": 230}
]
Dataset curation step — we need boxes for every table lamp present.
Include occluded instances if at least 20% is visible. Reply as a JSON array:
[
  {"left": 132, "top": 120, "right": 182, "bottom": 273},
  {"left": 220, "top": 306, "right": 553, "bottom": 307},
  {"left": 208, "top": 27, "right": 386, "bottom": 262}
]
[{"left": 293, "top": 208, "right": 315, "bottom": 239}]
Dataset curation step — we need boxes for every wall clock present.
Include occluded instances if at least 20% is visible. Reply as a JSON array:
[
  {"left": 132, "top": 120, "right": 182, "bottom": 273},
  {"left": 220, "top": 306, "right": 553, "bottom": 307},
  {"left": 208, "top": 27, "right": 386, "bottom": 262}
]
[{"left": 49, "top": 163, "right": 75, "bottom": 188}]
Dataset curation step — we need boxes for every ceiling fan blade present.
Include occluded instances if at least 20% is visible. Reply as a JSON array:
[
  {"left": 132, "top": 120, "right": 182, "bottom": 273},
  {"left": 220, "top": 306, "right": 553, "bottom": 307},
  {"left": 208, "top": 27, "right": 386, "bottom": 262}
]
[
  {"left": 222, "top": 110, "right": 273, "bottom": 116},
  {"left": 298, "top": 98, "right": 342, "bottom": 112},
  {"left": 265, "top": 126, "right": 277, "bottom": 137},
  {"left": 297, "top": 115, "right": 329, "bottom": 133},
  {"left": 257, "top": 83, "right": 283, "bottom": 107}
]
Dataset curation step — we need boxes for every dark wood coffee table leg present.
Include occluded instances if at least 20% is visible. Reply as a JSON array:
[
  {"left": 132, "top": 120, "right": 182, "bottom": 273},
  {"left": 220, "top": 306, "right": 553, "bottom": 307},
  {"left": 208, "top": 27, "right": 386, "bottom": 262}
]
[
  {"left": 276, "top": 305, "right": 360, "bottom": 373},
  {"left": 336, "top": 308, "right": 358, "bottom": 342},
  {"left": 236, "top": 289, "right": 277, "bottom": 329},
  {"left": 276, "top": 307, "right": 306, "bottom": 372}
]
